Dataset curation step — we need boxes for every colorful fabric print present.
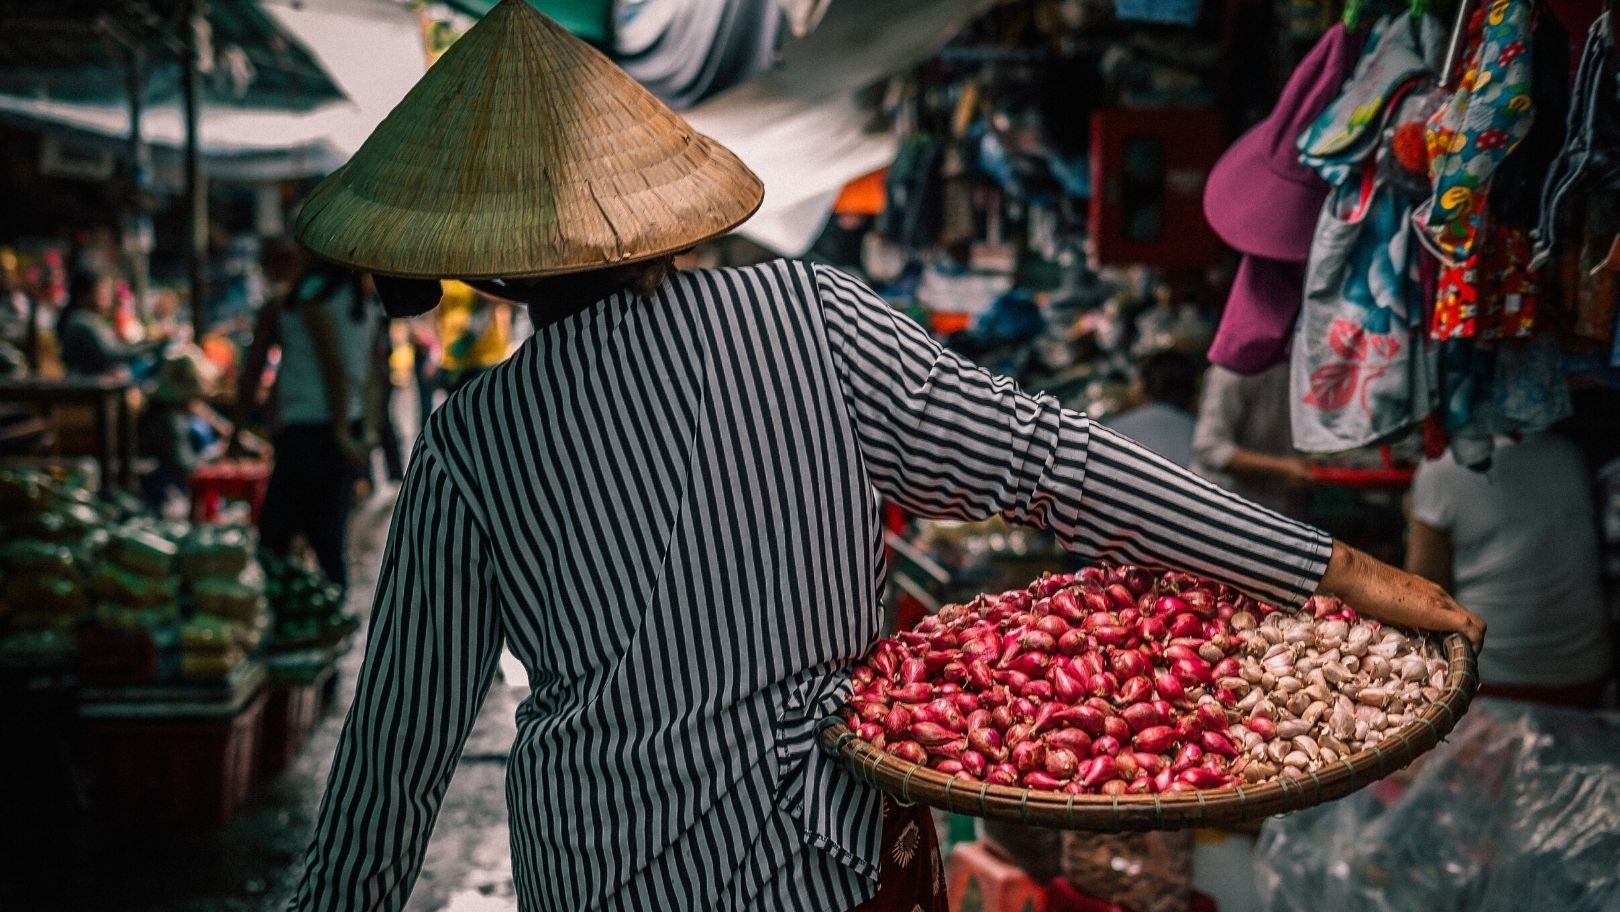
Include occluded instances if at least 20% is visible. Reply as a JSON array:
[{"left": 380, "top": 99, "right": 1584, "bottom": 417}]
[
  {"left": 1292, "top": 168, "right": 1436, "bottom": 453},
  {"left": 1420, "top": 0, "right": 1536, "bottom": 264},
  {"left": 1432, "top": 226, "right": 1540, "bottom": 341},
  {"left": 1298, "top": 13, "right": 1440, "bottom": 187}
]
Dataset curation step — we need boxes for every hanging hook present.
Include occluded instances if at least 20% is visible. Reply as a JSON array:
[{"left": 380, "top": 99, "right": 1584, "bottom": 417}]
[{"left": 1438, "top": 0, "right": 1476, "bottom": 89}]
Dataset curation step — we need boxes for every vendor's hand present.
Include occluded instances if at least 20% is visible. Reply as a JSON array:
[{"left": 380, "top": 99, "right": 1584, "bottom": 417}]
[
  {"left": 1317, "top": 540, "right": 1485, "bottom": 653},
  {"left": 1282, "top": 456, "right": 1317, "bottom": 487},
  {"left": 224, "top": 431, "right": 248, "bottom": 460}
]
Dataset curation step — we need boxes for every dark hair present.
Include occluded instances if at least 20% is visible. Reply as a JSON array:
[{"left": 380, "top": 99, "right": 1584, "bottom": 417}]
[
  {"left": 516, "top": 255, "right": 676, "bottom": 304},
  {"left": 1137, "top": 349, "right": 1199, "bottom": 412},
  {"left": 59, "top": 269, "right": 108, "bottom": 330}
]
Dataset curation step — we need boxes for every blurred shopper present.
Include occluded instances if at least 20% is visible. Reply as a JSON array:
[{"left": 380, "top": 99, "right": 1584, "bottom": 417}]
[
  {"left": 1105, "top": 350, "right": 1199, "bottom": 467},
  {"left": 138, "top": 351, "right": 232, "bottom": 515},
  {"left": 435, "top": 279, "right": 510, "bottom": 392},
  {"left": 233, "top": 243, "right": 383, "bottom": 591},
  {"left": 57, "top": 270, "right": 165, "bottom": 377},
  {"left": 1192, "top": 361, "right": 1314, "bottom": 516},
  {"left": 1407, "top": 433, "right": 1612, "bottom": 707},
  {"left": 408, "top": 312, "right": 443, "bottom": 421}
]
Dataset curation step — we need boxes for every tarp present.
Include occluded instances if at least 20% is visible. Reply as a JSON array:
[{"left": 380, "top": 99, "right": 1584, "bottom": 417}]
[
  {"left": 685, "top": 0, "right": 997, "bottom": 256},
  {"left": 0, "top": 0, "right": 423, "bottom": 181}
]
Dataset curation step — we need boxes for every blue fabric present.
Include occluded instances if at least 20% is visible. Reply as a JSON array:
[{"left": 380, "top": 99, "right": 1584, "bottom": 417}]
[{"left": 1115, "top": 0, "right": 1201, "bottom": 26}]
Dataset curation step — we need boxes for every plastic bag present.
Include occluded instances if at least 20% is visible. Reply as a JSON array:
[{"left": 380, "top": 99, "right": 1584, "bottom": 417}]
[{"left": 1255, "top": 698, "right": 1620, "bottom": 912}]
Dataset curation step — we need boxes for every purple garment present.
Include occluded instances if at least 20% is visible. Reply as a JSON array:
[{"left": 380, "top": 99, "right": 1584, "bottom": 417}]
[
  {"left": 1209, "top": 255, "right": 1305, "bottom": 375},
  {"left": 1204, "top": 24, "right": 1360, "bottom": 262}
]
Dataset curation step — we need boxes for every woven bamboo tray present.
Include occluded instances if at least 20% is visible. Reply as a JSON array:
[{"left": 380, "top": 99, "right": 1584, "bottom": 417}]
[{"left": 818, "top": 632, "right": 1477, "bottom": 832}]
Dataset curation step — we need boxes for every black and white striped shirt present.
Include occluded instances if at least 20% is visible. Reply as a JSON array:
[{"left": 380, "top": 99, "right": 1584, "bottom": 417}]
[{"left": 291, "top": 261, "right": 1332, "bottom": 911}]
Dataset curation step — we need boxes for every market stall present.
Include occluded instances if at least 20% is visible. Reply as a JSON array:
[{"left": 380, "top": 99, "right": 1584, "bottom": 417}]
[{"left": 0, "top": 466, "right": 357, "bottom": 827}]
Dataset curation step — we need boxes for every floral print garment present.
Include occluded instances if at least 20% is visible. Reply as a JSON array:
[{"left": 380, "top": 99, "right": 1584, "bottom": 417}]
[
  {"left": 1419, "top": 0, "right": 1535, "bottom": 265},
  {"left": 851, "top": 796, "right": 949, "bottom": 912}
]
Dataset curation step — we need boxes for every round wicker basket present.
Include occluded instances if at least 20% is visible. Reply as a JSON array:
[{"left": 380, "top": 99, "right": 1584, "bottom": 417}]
[{"left": 818, "top": 632, "right": 1477, "bottom": 832}]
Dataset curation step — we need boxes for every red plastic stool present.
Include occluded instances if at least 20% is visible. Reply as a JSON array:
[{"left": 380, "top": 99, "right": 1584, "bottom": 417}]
[
  {"left": 948, "top": 841, "right": 1046, "bottom": 912},
  {"left": 190, "top": 461, "right": 271, "bottom": 524}
]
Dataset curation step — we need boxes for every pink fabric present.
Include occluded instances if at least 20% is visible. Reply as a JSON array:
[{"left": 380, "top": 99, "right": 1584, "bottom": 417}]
[{"left": 1204, "top": 24, "right": 1359, "bottom": 262}]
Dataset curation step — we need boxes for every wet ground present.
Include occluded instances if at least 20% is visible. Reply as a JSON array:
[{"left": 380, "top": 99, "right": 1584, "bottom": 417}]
[{"left": 4, "top": 476, "right": 527, "bottom": 912}]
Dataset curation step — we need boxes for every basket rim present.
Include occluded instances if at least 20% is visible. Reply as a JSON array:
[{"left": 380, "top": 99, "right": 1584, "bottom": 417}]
[{"left": 819, "top": 631, "right": 1478, "bottom": 831}]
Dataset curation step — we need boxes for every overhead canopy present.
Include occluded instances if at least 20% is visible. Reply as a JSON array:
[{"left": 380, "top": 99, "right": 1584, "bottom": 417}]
[
  {"left": 685, "top": 0, "right": 997, "bottom": 256},
  {"left": 0, "top": 0, "right": 343, "bottom": 110},
  {"left": 435, "top": 0, "right": 611, "bottom": 45},
  {"left": 0, "top": 0, "right": 424, "bottom": 182}
]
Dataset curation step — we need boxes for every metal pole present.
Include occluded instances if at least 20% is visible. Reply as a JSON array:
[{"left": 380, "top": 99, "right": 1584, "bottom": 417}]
[
  {"left": 123, "top": 41, "right": 152, "bottom": 322},
  {"left": 183, "top": 0, "right": 208, "bottom": 342},
  {"left": 1439, "top": 0, "right": 1474, "bottom": 90}
]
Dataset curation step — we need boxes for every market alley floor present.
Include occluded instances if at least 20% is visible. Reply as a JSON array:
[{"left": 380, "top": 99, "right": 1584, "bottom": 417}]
[{"left": 11, "top": 485, "right": 527, "bottom": 912}]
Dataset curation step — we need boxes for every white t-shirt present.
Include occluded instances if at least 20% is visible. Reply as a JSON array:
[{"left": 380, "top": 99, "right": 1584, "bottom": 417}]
[
  {"left": 1410, "top": 434, "right": 1612, "bottom": 686},
  {"left": 276, "top": 273, "right": 377, "bottom": 427},
  {"left": 1105, "top": 401, "right": 1196, "bottom": 468}
]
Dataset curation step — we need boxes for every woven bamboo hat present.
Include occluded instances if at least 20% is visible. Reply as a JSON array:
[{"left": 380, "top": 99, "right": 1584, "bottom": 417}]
[{"left": 295, "top": 0, "right": 763, "bottom": 280}]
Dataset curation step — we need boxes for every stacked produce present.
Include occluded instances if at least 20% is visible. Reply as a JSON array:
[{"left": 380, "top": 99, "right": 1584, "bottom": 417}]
[
  {"left": 179, "top": 525, "right": 266, "bottom": 679},
  {"left": 262, "top": 552, "right": 358, "bottom": 648},
  {"left": 0, "top": 469, "right": 106, "bottom": 636},
  {"left": 841, "top": 564, "right": 1450, "bottom": 795}
]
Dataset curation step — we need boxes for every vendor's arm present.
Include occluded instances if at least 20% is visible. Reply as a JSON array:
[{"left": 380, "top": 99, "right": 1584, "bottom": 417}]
[
  {"left": 813, "top": 265, "right": 1483, "bottom": 648},
  {"left": 291, "top": 443, "right": 504, "bottom": 910}
]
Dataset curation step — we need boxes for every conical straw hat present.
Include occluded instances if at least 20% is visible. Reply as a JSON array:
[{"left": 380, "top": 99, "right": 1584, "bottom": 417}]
[{"left": 295, "top": 0, "right": 763, "bottom": 280}]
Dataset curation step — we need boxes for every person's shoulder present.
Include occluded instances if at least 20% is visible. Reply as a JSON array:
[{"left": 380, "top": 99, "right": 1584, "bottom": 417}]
[{"left": 671, "top": 259, "right": 821, "bottom": 313}]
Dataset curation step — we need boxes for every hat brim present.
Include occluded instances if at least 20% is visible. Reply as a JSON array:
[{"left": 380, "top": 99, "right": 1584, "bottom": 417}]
[
  {"left": 1207, "top": 255, "right": 1305, "bottom": 375},
  {"left": 1203, "top": 126, "right": 1327, "bottom": 264}
]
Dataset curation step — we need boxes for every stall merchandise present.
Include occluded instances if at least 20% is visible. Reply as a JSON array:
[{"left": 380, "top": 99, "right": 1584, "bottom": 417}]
[
  {"left": 827, "top": 564, "right": 1475, "bottom": 830},
  {"left": 1205, "top": 0, "right": 1620, "bottom": 468},
  {"left": 0, "top": 466, "right": 348, "bottom": 683}
]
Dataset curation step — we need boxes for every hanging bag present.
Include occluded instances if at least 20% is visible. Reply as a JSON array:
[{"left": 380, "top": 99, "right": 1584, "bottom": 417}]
[{"left": 1291, "top": 155, "right": 1436, "bottom": 452}]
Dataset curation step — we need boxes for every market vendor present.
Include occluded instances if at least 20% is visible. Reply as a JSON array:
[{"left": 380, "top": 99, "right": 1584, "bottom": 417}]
[{"left": 288, "top": 4, "right": 1483, "bottom": 911}]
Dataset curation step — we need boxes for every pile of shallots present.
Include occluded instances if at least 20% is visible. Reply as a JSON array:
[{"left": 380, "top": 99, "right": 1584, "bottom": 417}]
[{"left": 841, "top": 564, "right": 1450, "bottom": 795}]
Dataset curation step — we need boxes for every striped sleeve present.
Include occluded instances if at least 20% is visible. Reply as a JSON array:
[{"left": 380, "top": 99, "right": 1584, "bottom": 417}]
[
  {"left": 811, "top": 264, "right": 1333, "bottom": 608},
  {"left": 291, "top": 442, "right": 505, "bottom": 911}
]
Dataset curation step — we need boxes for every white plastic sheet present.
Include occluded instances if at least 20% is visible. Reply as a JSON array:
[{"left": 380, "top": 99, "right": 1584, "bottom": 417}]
[{"left": 1255, "top": 698, "right": 1620, "bottom": 912}]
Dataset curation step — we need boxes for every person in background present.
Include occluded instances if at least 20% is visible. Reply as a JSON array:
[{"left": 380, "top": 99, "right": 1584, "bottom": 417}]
[
  {"left": 1191, "top": 361, "right": 1314, "bottom": 517},
  {"left": 138, "top": 351, "right": 233, "bottom": 515},
  {"left": 57, "top": 269, "right": 165, "bottom": 377},
  {"left": 435, "top": 279, "right": 511, "bottom": 392},
  {"left": 407, "top": 312, "right": 443, "bottom": 422},
  {"left": 232, "top": 242, "right": 383, "bottom": 592},
  {"left": 1406, "top": 432, "right": 1612, "bottom": 707},
  {"left": 368, "top": 295, "right": 406, "bottom": 489},
  {"left": 1104, "top": 349, "right": 1199, "bottom": 467}
]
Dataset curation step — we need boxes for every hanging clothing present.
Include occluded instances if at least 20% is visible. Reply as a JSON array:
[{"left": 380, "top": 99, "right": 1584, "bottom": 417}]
[
  {"left": 1416, "top": 0, "right": 1537, "bottom": 265},
  {"left": 1291, "top": 164, "right": 1435, "bottom": 453},
  {"left": 1531, "top": 9, "right": 1620, "bottom": 266},
  {"left": 290, "top": 262, "right": 1334, "bottom": 912},
  {"left": 1431, "top": 225, "right": 1541, "bottom": 340},
  {"left": 1297, "top": 13, "right": 1442, "bottom": 189}
]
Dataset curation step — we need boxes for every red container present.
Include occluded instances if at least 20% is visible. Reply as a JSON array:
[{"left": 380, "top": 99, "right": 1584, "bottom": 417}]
[
  {"left": 81, "top": 688, "right": 268, "bottom": 826},
  {"left": 259, "top": 682, "right": 323, "bottom": 775}
]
